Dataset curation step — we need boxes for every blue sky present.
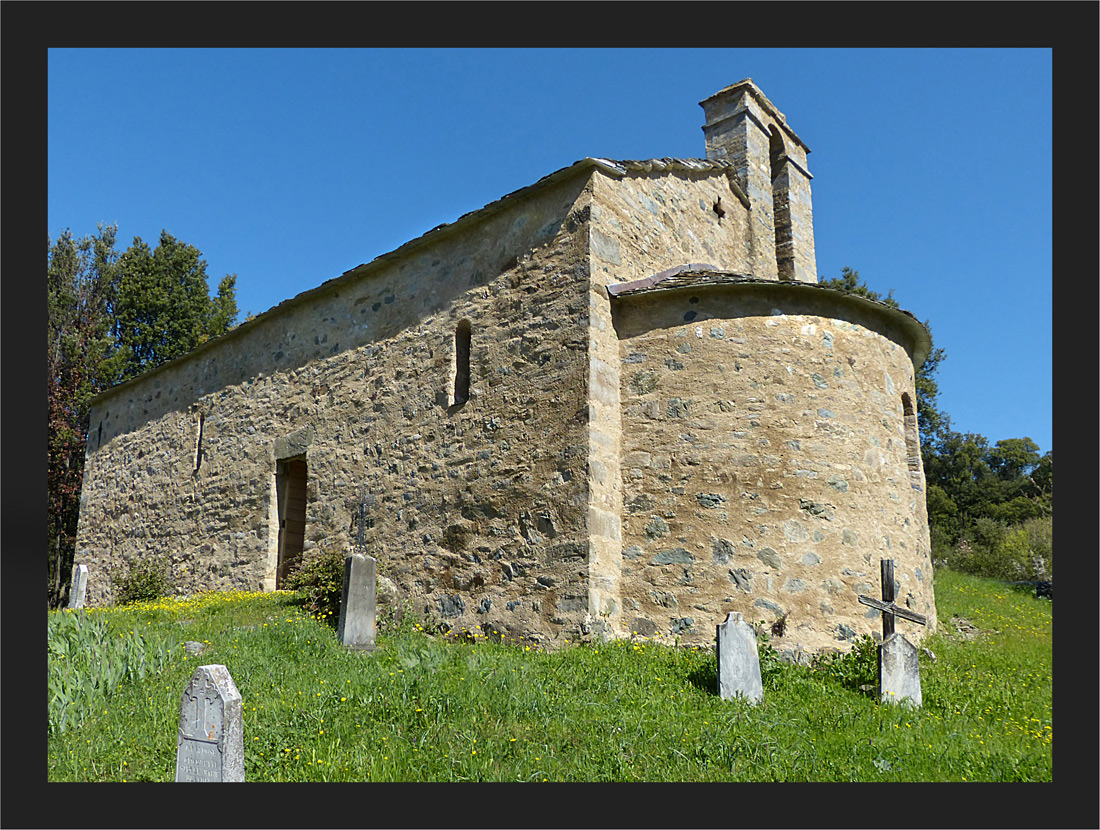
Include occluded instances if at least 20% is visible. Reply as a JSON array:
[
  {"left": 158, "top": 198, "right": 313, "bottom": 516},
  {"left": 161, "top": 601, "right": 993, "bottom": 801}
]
[{"left": 48, "top": 48, "right": 1052, "bottom": 454}]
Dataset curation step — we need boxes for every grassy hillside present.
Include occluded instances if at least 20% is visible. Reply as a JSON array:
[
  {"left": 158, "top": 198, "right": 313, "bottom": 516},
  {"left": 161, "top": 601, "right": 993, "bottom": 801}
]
[{"left": 47, "top": 569, "right": 1051, "bottom": 783}]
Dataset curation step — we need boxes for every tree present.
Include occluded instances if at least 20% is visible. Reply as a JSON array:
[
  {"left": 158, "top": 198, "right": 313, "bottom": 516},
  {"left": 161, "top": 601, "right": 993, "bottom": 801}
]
[
  {"left": 924, "top": 428, "right": 1051, "bottom": 549},
  {"left": 923, "top": 430, "right": 993, "bottom": 525},
  {"left": 913, "top": 334, "right": 950, "bottom": 454},
  {"left": 824, "top": 265, "right": 898, "bottom": 307},
  {"left": 104, "top": 230, "right": 238, "bottom": 384},
  {"left": 988, "top": 437, "right": 1042, "bottom": 482},
  {"left": 47, "top": 225, "right": 118, "bottom": 607},
  {"left": 1031, "top": 450, "right": 1052, "bottom": 496},
  {"left": 47, "top": 227, "right": 238, "bottom": 607}
]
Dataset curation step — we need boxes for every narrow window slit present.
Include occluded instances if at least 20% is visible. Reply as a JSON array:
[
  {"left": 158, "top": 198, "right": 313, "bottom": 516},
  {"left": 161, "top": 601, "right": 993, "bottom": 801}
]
[
  {"left": 193, "top": 411, "right": 206, "bottom": 473},
  {"left": 453, "top": 319, "right": 472, "bottom": 405},
  {"left": 901, "top": 393, "right": 922, "bottom": 490}
]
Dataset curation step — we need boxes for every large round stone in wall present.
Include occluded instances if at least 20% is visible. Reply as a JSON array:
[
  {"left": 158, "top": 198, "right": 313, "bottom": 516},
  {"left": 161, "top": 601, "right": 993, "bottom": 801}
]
[{"left": 612, "top": 277, "right": 937, "bottom": 656}]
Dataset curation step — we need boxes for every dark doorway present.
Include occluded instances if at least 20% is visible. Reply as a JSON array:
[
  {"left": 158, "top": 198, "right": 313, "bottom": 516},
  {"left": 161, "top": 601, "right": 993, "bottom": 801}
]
[{"left": 275, "top": 456, "right": 308, "bottom": 589}]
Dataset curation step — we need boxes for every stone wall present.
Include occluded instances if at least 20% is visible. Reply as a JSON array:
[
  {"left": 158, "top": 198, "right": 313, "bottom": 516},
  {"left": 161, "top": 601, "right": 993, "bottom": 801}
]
[
  {"left": 582, "top": 163, "right": 756, "bottom": 640},
  {"left": 589, "top": 165, "right": 752, "bottom": 287},
  {"left": 77, "top": 169, "right": 609, "bottom": 646},
  {"left": 612, "top": 280, "right": 936, "bottom": 657}
]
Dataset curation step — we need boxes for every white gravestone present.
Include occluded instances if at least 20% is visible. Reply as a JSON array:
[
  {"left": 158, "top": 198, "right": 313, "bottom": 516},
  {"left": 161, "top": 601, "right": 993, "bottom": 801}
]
[
  {"left": 68, "top": 563, "right": 89, "bottom": 609},
  {"left": 176, "top": 664, "right": 244, "bottom": 782},
  {"left": 879, "top": 633, "right": 922, "bottom": 707},
  {"left": 338, "top": 554, "right": 377, "bottom": 650},
  {"left": 716, "top": 612, "right": 763, "bottom": 702}
]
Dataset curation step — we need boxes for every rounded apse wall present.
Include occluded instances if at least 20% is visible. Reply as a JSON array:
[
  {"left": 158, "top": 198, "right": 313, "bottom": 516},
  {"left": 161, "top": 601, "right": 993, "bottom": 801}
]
[{"left": 611, "top": 278, "right": 937, "bottom": 659}]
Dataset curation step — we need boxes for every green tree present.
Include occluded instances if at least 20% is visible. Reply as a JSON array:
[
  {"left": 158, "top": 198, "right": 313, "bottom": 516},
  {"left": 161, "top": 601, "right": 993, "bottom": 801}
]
[
  {"left": 47, "top": 225, "right": 118, "bottom": 607},
  {"left": 1031, "top": 450, "right": 1052, "bottom": 499},
  {"left": 104, "top": 230, "right": 238, "bottom": 383},
  {"left": 48, "top": 227, "right": 239, "bottom": 607},
  {"left": 824, "top": 265, "right": 898, "bottom": 307},
  {"left": 988, "top": 437, "right": 1042, "bottom": 482},
  {"left": 913, "top": 334, "right": 950, "bottom": 454},
  {"left": 923, "top": 430, "right": 993, "bottom": 526}
]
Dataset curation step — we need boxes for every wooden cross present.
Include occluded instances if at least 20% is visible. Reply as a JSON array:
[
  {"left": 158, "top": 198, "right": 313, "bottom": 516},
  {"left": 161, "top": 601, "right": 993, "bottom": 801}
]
[{"left": 858, "top": 559, "right": 926, "bottom": 639}]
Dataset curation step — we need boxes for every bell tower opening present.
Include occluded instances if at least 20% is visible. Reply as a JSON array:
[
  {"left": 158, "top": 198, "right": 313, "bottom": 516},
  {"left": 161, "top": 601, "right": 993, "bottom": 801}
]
[
  {"left": 769, "top": 126, "right": 795, "bottom": 281},
  {"left": 699, "top": 79, "right": 817, "bottom": 283}
]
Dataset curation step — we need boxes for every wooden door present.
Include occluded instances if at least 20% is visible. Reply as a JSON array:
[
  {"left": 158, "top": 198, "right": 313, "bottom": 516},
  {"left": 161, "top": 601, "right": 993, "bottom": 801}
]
[{"left": 275, "top": 457, "right": 308, "bottom": 589}]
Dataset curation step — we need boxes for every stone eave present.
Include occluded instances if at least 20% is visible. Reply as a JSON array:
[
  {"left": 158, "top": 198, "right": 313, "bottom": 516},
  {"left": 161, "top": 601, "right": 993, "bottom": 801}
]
[
  {"left": 609, "top": 270, "right": 931, "bottom": 368},
  {"left": 90, "top": 157, "right": 745, "bottom": 406}
]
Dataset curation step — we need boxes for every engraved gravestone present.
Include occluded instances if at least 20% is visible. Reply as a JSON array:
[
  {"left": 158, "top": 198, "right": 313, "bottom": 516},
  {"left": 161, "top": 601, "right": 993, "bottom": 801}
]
[
  {"left": 716, "top": 611, "right": 763, "bottom": 703},
  {"left": 337, "top": 553, "right": 377, "bottom": 650},
  {"left": 176, "top": 665, "right": 244, "bottom": 782},
  {"left": 68, "top": 563, "right": 89, "bottom": 609}
]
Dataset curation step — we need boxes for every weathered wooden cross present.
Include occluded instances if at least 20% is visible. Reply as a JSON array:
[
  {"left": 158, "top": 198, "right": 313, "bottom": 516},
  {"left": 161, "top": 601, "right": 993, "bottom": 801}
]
[{"left": 858, "top": 559, "right": 926, "bottom": 639}]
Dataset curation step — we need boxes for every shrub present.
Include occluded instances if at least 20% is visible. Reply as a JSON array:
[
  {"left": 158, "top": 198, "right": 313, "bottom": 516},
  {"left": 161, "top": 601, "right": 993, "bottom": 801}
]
[
  {"left": 814, "top": 634, "right": 879, "bottom": 695},
  {"left": 1024, "top": 516, "right": 1052, "bottom": 579},
  {"left": 285, "top": 544, "right": 346, "bottom": 619},
  {"left": 753, "top": 632, "right": 785, "bottom": 688},
  {"left": 960, "top": 522, "right": 1032, "bottom": 580},
  {"left": 937, "top": 515, "right": 1051, "bottom": 582},
  {"left": 110, "top": 554, "right": 175, "bottom": 605}
]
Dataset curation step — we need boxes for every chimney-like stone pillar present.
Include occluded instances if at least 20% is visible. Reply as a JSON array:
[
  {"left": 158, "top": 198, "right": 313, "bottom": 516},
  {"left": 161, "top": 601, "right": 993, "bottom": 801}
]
[{"left": 700, "top": 79, "right": 817, "bottom": 283}]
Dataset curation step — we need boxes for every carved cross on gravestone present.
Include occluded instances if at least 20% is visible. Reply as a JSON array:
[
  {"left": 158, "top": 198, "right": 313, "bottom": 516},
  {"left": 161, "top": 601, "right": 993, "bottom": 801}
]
[
  {"left": 857, "top": 559, "right": 926, "bottom": 707},
  {"left": 858, "top": 559, "right": 927, "bottom": 638},
  {"left": 176, "top": 665, "right": 244, "bottom": 782}
]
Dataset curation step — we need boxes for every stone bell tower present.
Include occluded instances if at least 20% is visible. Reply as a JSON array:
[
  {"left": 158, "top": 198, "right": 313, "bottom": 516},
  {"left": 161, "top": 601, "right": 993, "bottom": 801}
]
[{"left": 700, "top": 78, "right": 817, "bottom": 283}]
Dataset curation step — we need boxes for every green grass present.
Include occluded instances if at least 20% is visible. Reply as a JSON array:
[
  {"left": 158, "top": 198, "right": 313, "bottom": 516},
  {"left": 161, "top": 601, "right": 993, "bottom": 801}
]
[{"left": 47, "top": 570, "right": 1051, "bottom": 782}]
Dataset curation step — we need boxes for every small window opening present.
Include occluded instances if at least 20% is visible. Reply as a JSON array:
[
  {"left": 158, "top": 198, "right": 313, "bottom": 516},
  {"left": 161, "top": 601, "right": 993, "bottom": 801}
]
[
  {"left": 453, "top": 319, "right": 471, "bottom": 406},
  {"left": 901, "top": 393, "right": 922, "bottom": 490}
]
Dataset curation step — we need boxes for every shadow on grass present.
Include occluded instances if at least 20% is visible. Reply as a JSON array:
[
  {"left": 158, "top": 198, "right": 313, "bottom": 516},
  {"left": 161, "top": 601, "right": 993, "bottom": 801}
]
[
  {"left": 687, "top": 663, "right": 718, "bottom": 696},
  {"left": 1002, "top": 580, "right": 1053, "bottom": 601}
]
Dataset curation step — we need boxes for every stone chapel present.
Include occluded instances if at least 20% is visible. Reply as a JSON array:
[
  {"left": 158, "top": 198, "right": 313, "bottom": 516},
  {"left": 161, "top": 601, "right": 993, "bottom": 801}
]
[{"left": 75, "top": 79, "right": 937, "bottom": 657}]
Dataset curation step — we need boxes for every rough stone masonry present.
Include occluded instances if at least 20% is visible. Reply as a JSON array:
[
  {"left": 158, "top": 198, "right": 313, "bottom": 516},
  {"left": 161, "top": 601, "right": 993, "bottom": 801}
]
[{"left": 74, "top": 79, "right": 937, "bottom": 656}]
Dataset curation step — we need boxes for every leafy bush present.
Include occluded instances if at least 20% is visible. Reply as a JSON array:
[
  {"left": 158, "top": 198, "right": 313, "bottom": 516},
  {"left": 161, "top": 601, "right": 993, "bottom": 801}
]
[
  {"left": 1023, "top": 515, "right": 1052, "bottom": 579},
  {"left": 814, "top": 634, "right": 879, "bottom": 695},
  {"left": 110, "top": 554, "right": 175, "bottom": 605},
  {"left": 753, "top": 632, "right": 785, "bottom": 687},
  {"left": 285, "top": 544, "right": 346, "bottom": 619},
  {"left": 936, "top": 515, "right": 1051, "bottom": 581}
]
